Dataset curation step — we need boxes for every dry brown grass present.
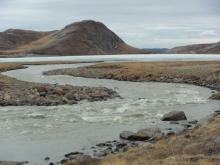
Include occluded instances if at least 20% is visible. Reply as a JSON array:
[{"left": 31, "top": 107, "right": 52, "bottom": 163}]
[
  {"left": 65, "top": 116, "right": 220, "bottom": 165},
  {"left": 15, "top": 33, "right": 57, "bottom": 52},
  {"left": 103, "top": 116, "right": 220, "bottom": 164},
  {"left": 0, "top": 63, "right": 25, "bottom": 72},
  {"left": 45, "top": 61, "right": 219, "bottom": 95},
  {"left": 54, "top": 61, "right": 219, "bottom": 100},
  {"left": 80, "top": 61, "right": 220, "bottom": 82},
  {"left": 0, "top": 61, "right": 102, "bottom": 72}
]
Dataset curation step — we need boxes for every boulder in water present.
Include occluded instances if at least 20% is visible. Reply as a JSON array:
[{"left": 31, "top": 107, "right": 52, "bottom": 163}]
[{"left": 161, "top": 111, "right": 187, "bottom": 121}]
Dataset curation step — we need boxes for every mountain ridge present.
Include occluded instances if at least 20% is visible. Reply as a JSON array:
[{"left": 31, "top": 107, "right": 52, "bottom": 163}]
[
  {"left": 0, "top": 20, "right": 150, "bottom": 56},
  {"left": 167, "top": 41, "right": 220, "bottom": 54}
]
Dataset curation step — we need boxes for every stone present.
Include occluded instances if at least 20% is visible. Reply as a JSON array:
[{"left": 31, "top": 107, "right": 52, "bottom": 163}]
[
  {"left": 120, "top": 128, "right": 162, "bottom": 141},
  {"left": 161, "top": 111, "right": 187, "bottom": 121},
  {"left": 184, "top": 134, "right": 191, "bottom": 138},
  {"left": 136, "top": 128, "right": 162, "bottom": 140},
  {"left": 60, "top": 159, "right": 68, "bottom": 164},
  {"left": 64, "top": 92, "right": 78, "bottom": 101},
  {"left": 181, "top": 123, "right": 192, "bottom": 128},
  {"left": 214, "top": 110, "right": 220, "bottom": 116},
  {"left": 94, "top": 151, "right": 107, "bottom": 157},
  {"left": 119, "top": 131, "right": 136, "bottom": 140},
  {"left": 96, "top": 143, "right": 107, "bottom": 147},
  {"left": 188, "top": 120, "right": 198, "bottom": 124},
  {"left": 209, "top": 92, "right": 220, "bottom": 100},
  {"left": 64, "top": 152, "right": 83, "bottom": 159},
  {"left": 166, "top": 131, "right": 175, "bottom": 136}
]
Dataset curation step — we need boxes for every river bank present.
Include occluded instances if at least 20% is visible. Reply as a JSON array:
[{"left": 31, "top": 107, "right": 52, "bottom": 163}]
[
  {"left": 44, "top": 61, "right": 220, "bottom": 100},
  {"left": 0, "top": 61, "right": 219, "bottom": 164},
  {"left": 64, "top": 111, "right": 220, "bottom": 165},
  {"left": 0, "top": 63, "right": 118, "bottom": 106},
  {"left": 42, "top": 61, "right": 220, "bottom": 164}
]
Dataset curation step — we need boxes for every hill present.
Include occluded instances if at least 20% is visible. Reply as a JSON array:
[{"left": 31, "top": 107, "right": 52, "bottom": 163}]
[
  {"left": 0, "top": 20, "right": 150, "bottom": 56},
  {"left": 167, "top": 41, "right": 220, "bottom": 54}
]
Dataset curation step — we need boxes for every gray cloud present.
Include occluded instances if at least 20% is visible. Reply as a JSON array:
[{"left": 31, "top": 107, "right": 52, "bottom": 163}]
[{"left": 0, "top": 0, "right": 220, "bottom": 48}]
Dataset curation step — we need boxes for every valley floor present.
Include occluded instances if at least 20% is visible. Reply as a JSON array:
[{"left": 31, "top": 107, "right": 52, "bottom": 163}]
[{"left": 43, "top": 61, "right": 220, "bottom": 165}]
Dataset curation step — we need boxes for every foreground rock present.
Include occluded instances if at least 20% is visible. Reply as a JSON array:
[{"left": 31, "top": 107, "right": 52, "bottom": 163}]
[
  {"left": 0, "top": 75, "right": 119, "bottom": 106},
  {"left": 59, "top": 140, "right": 147, "bottom": 165},
  {"left": 120, "top": 128, "right": 162, "bottom": 141},
  {"left": 209, "top": 92, "right": 220, "bottom": 100},
  {"left": 161, "top": 111, "right": 187, "bottom": 121}
]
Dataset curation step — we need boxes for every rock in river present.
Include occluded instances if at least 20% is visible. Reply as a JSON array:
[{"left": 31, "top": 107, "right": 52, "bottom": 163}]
[
  {"left": 120, "top": 128, "right": 162, "bottom": 141},
  {"left": 161, "top": 111, "right": 187, "bottom": 121},
  {"left": 120, "top": 131, "right": 136, "bottom": 140}
]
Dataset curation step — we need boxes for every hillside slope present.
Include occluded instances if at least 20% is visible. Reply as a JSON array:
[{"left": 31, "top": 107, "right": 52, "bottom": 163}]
[
  {"left": 0, "top": 20, "right": 150, "bottom": 56},
  {"left": 167, "top": 41, "right": 220, "bottom": 54},
  {"left": 0, "top": 29, "right": 53, "bottom": 51}
]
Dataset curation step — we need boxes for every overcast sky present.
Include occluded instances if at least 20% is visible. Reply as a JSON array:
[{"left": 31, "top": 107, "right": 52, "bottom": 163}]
[{"left": 0, "top": 0, "right": 220, "bottom": 48}]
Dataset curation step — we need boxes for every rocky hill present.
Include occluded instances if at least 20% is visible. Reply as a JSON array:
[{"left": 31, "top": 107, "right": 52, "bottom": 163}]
[
  {"left": 0, "top": 20, "right": 150, "bottom": 56},
  {"left": 167, "top": 41, "right": 220, "bottom": 54},
  {"left": 0, "top": 29, "right": 54, "bottom": 52}
]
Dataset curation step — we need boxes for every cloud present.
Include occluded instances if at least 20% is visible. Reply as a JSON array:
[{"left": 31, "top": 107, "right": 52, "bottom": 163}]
[
  {"left": 0, "top": 0, "right": 220, "bottom": 48},
  {"left": 199, "top": 30, "right": 218, "bottom": 36}
]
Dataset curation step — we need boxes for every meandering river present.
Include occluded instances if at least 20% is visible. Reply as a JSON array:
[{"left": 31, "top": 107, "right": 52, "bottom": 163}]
[{"left": 0, "top": 61, "right": 220, "bottom": 164}]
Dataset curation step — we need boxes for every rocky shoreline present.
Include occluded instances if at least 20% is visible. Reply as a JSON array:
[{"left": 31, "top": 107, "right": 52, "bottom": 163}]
[
  {"left": 46, "top": 110, "right": 219, "bottom": 165},
  {"left": 1, "top": 61, "right": 220, "bottom": 165},
  {"left": 0, "top": 74, "right": 119, "bottom": 106},
  {"left": 44, "top": 61, "right": 220, "bottom": 100},
  {"left": 41, "top": 61, "right": 220, "bottom": 164},
  {"left": 0, "top": 63, "right": 119, "bottom": 106},
  {"left": 1, "top": 110, "right": 219, "bottom": 165}
]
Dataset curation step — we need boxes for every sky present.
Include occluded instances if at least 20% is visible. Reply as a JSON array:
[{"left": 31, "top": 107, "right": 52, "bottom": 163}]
[{"left": 0, "top": 0, "right": 220, "bottom": 48}]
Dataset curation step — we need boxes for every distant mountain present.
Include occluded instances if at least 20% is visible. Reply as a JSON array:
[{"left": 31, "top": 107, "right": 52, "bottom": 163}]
[
  {"left": 144, "top": 48, "right": 168, "bottom": 53},
  {"left": 167, "top": 41, "right": 220, "bottom": 54},
  {"left": 0, "top": 20, "right": 151, "bottom": 56}
]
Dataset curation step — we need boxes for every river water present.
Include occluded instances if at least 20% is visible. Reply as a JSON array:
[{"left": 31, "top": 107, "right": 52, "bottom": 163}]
[
  {"left": 0, "top": 61, "right": 220, "bottom": 164},
  {"left": 0, "top": 54, "right": 220, "bottom": 63}
]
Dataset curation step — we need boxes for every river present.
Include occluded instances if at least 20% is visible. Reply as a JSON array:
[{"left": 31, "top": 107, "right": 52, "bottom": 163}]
[
  {"left": 0, "top": 54, "right": 220, "bottom": 164},
  {"left": 0, "top": 54, "right": 220, "bottom": 63}
]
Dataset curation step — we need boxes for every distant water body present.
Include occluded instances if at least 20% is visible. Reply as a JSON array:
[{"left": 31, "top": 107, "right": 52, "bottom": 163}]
[{"left": 0, "top": 54, "right": 220, "bottom": 63}]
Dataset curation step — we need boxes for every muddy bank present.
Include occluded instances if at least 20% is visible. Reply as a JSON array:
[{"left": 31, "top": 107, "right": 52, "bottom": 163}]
[
  {"left": 44, "top": 61, "right": 220, "bottom": 99},
  {"left": 0, "top": 63, "right": 118, "bottom": 106}
]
